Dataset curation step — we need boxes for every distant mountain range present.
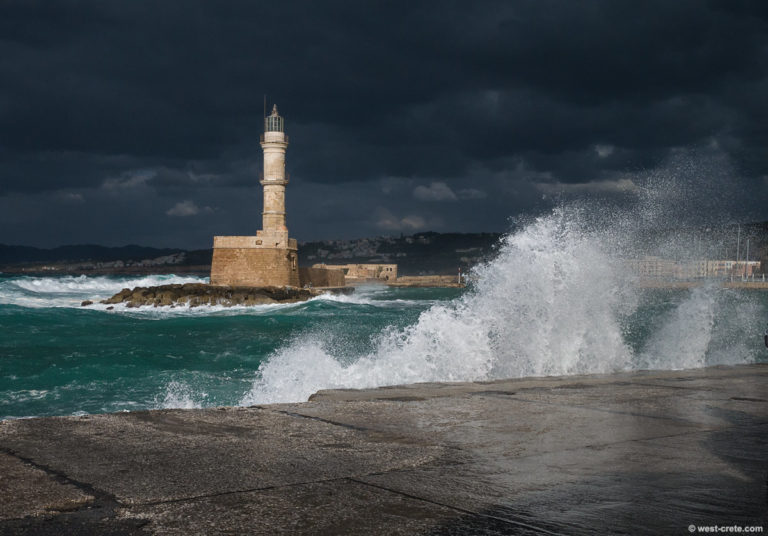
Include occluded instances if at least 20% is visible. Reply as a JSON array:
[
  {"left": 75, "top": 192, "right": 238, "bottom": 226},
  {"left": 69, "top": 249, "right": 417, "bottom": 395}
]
[
  {"left": 0, "top": 232, "right": 504, "bottom": 276},
  {"left": 3, "top": 223, "right": 766, "bottom": 276},
  {"left": 0, "top": 244, "right": 185, "bottom": 265},
  {"left": 298, "top": 232, "right": 502, "bottom": 275}
]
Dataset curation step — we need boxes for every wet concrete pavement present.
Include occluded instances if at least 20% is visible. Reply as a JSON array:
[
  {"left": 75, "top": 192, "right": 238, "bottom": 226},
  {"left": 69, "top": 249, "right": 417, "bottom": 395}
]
[{"left": 1, "top": 364, "right": 766, "bottom": 534}]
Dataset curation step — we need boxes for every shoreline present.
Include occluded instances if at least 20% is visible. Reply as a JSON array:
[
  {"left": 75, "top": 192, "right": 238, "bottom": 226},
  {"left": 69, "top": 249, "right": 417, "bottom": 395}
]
[{"left": 1, "top": 363, "right": 765, "bottom": 533}]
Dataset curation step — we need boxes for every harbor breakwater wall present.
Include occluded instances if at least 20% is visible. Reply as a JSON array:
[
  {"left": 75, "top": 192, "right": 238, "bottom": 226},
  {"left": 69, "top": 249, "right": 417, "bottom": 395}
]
[
  {"left": 638, "top": 279, "right": 768, "bottom": 290},
  {"left": 1, "top": 363, "right": 765, "bottom": 534}
]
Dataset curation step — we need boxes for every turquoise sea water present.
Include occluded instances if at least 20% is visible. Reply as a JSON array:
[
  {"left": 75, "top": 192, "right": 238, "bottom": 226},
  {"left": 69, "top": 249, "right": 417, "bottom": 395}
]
[
  {"left": 1, "top": 271, "right": 765, "bottom": 420},
  {"left": 0, "top": 274, "right": 464, "bottom": 418}
]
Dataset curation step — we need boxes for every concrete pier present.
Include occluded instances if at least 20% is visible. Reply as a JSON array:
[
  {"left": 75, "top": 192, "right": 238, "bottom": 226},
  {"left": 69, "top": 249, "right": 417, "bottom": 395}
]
[{"left": 1, "top": 364, "right": 766, "bottom": 534}]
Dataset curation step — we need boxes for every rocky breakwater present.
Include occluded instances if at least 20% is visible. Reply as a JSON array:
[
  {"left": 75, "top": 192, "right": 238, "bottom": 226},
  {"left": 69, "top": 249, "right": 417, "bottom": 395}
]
[
  {"left": 92, "top": 283, "right": 321, "bottom": 308},
  {"left": 387, "top": 275, "right": 465, "bottom": 288}
]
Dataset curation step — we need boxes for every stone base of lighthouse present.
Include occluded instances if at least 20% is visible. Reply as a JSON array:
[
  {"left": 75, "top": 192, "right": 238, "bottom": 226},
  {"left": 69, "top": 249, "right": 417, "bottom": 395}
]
[{"left": 210, "top": 235, "right": 299, "bottom": 288}]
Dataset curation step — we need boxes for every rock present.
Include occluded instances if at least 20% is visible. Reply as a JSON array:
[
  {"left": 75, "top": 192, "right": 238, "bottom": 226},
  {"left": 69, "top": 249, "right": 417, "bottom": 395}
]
[
  {"left": 100, "top": 283, "right": 321, "bottom": 308},
  {"left": 81, "top": 300, "right": 93, "bottom": 306},
  {"left": 102, "top": 288, "right": 132, "bottom": 304}
]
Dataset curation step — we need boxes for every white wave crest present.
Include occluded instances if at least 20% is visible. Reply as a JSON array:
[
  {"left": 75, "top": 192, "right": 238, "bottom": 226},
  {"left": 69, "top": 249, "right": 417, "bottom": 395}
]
[
  {"left": 0, "top": 274, "right": 208, "bottom": 308},
  {"left": 155, "top": 381, "right": 206, "bottom": 409},
  {"left": 241, "top": 208, "right": 638, "bottom": 405},
  {"left": 639, "top": 284, "right": 760, "bottom": 370},
  {"left": 13, "top": 274, "right": 206, "bottom": 294},
  {"left": 87, "top": 299, "right": 309, "bottom": 318},
  {"left": 309, "top": 288, "right": 436, "bottom": 308},
  {"left": 241, "top": 203, "right": 761, "bottom": 406}
]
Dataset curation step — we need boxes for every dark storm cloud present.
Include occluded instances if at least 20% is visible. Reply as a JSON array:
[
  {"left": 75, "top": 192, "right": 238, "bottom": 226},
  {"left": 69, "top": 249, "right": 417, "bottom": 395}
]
[{"left": 0, "top": 0, "right": 767, "bottom": 247}]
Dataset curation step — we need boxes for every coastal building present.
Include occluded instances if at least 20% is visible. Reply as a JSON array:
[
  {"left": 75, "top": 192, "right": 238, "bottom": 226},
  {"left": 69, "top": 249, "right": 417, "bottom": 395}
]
[
  {"left": 625, "top": 256, "right": 761, "bottom": 280},
  {"left": 729, "top": 260, "right": 761, "bottom": 278},
  {"left": 313, "top": 263, "right": 398, "bottom": 282},
  {"left": 624, "top": 256, "right": 678, "bottom": 279},
  {"left": 676, "top": 260, "right": 708, "bottom": 279},
  {"left": 210, "top": 105, "right": 301, "bottom": 287}
]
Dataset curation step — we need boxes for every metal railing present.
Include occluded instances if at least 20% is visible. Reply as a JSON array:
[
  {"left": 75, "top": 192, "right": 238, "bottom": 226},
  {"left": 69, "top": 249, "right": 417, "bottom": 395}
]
[{"left": 259, "top": 134, "right": 289, "bottom": 144}]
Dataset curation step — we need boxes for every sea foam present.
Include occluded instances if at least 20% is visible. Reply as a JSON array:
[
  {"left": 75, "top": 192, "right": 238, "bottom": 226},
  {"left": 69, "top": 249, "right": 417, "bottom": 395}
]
[
  {"left": 0, "top": 274, "right": 208, "bottom": 308},
  {"left": 155, "top": 381, "right": 206, "bottom": 409},
  {"left": 241, "top": 195, "right": 762, "bottom": 405},
  {"left": 241, "top": 206, "right": 638, "bottom": 404}
]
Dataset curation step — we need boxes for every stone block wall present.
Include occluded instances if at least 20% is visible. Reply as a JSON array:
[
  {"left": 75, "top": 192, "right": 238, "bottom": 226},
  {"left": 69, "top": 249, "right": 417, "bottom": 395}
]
[
  {"left": 313, "top": 263, "right": 398, "bottom": 282},
  {"left": 298, "top": 267, "right": 345, "bottom": 288},
  {"left": 210, "top": 245, "right": 299, "bottom": 287}
]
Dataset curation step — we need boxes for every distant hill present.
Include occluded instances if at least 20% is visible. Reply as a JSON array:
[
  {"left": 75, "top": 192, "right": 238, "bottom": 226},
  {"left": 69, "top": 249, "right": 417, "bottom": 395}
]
[
  {"left": 0, "top": 232, "right": 503, "bottom": 276},
  {"left": 298, "top": 232, "right": 503, "bottom": 275},
  {"left": 0, "top": 244, "right": 184, "bottom": 265}
]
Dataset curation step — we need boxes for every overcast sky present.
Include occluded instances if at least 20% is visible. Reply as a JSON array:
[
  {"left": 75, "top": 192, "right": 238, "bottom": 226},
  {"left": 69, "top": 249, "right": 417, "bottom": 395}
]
[{"left": 1, "top": 1, "right": 767, "bottom": 248}]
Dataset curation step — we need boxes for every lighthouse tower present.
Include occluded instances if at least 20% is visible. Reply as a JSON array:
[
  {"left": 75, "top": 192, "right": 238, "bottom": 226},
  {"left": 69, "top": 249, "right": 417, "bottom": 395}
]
[
  {"left": 209, "top": 103, "right": 299, "bottom": 287},
  {"left": 258, "top": 104, "right": 290, "bottom": 247}
]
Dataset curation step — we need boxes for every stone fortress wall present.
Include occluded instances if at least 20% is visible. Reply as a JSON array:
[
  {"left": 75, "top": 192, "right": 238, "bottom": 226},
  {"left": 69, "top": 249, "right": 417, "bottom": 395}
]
[
  {"left": 313, "top": 263, "right": 397, "bottom": 282},
  {"left": 210, "top": 237, "right": 299, "bottom": 287},
  {"left": 298, "top": 267, "right": 346, "bottom": 288}
]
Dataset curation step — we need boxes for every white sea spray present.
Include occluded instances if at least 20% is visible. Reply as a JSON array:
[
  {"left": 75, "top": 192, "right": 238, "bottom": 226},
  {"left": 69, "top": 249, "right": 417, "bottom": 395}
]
[
  {"left": 241, "top": 155, "right": 765, "bottom": 404},
  {"left": 240, "top": 206, "right": 639, "bottom": 405},
  {"left": 0, "top": 274, "right": 208, "bottom": 308},
  {"left": 155, "top": 381, "right": 206, "bottom": 409}
]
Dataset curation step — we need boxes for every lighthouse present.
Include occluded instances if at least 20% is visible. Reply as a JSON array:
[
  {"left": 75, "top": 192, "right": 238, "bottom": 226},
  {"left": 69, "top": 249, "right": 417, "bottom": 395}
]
[
  {"left": 209, "top": 103, "right": 300, "bottom": 287},
  {"left": 259, "top": 104, "right": 290, "bottom": 246}
]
